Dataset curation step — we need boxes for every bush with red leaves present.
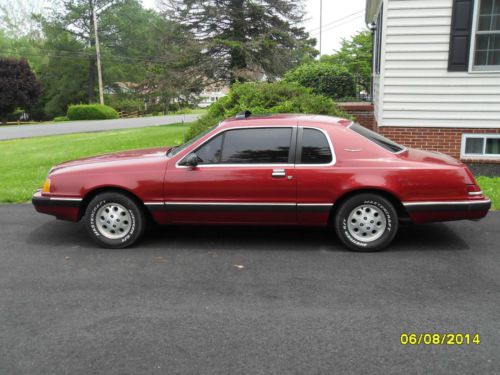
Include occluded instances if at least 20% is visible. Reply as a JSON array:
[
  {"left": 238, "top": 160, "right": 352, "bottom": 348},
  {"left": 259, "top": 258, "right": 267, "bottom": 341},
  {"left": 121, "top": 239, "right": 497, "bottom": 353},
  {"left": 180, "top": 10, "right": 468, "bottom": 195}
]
[{"left": 0, "top": 58, "right": 41, "bottom": 123}]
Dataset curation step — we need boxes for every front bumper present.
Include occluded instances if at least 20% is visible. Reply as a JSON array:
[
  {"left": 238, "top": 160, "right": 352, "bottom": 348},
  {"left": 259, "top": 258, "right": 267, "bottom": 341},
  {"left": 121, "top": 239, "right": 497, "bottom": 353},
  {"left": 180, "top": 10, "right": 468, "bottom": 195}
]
[{"left": 32, "top": 191, "right": 82, "bottom": 222}]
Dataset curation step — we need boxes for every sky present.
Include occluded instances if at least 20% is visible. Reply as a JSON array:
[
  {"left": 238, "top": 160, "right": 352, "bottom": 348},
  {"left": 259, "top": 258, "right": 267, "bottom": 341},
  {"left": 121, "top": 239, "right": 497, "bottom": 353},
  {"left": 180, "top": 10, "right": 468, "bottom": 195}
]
[{"left": 142, "top": 0, "right": 367, "bottom": 55}]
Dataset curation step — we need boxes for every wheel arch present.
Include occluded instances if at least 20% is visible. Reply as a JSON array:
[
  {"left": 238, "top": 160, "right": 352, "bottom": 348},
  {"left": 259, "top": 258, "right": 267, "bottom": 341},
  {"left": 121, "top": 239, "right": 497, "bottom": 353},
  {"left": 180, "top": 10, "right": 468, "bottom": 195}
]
[
  {"left": 329, "top": 188, "right": 409, "bottom": 225},
  {"left": 78, "top": 186, "right": 150, "bottom": 221}
]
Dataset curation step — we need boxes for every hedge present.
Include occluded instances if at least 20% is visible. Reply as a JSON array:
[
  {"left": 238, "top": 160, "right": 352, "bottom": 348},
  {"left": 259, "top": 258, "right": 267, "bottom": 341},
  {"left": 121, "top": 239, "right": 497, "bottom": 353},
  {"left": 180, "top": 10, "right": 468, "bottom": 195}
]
[
  {"left": 67, "top": 104, "right": 119, "bottom": 120},
  {"left": 284, "top": 62, "right": 356, "bottom": 99},
  {"left": 185, "top": 81, "right": 350, "bottom": 140},
  {"left": 53, "top": 116, "right": 69, "bottom": 122}
]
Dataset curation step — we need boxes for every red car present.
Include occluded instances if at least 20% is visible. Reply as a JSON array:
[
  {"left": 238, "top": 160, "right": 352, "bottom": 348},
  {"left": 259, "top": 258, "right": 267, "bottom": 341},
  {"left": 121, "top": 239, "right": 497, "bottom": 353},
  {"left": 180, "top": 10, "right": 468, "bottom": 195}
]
[{"left": 32, "top": 113, "right": 491, "bottom": 251}]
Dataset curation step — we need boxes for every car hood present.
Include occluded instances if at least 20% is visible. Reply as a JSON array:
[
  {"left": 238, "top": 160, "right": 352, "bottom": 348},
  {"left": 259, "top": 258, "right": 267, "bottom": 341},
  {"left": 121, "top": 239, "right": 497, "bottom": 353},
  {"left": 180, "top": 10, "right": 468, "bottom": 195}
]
[
  {"left": 397, "top": 148, "right": 463, "bottom": 167},
  {"left": 52, "top": 147, "right": 170, "bottom": 172}
]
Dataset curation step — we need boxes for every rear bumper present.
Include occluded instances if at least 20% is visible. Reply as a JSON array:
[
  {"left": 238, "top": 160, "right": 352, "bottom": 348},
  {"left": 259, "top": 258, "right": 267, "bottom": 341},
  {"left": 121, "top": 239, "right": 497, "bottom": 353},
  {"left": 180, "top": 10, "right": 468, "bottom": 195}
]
[
  {"left": 32, "top": 191, "right": 82, "bottom": 222},
  {"left": 403, "top": 199, "right": 491, "bottom": 224}
]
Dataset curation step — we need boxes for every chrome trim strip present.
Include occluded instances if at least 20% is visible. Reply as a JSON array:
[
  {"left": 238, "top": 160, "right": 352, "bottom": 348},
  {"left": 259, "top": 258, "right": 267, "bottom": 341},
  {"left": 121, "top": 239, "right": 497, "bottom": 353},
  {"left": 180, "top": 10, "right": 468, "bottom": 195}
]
[
  {"left": 165, "top": 202, "right": 296, "bottom": 206},
  {"left": 146, "top": 201, "right": 334, "bottom": 207},
  {"left": 297, "top": 203, "right": 334, "bottom": 207},
  {"left": 49, "top": 197, "right": 83, "bottom": 202},
  {"left": 403, "top": 199, "right": 491, "bottom": 207},
  {"left": 468, "top": 191, "right": 483, "bottom": 196}
]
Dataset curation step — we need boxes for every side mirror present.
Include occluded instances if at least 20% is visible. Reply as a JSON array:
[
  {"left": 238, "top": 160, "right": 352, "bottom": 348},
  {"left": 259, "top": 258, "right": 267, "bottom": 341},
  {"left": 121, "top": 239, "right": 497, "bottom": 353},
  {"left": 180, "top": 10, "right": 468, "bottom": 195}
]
[{"left": 184, "top": 153, "right": 199, "bottom": 167}]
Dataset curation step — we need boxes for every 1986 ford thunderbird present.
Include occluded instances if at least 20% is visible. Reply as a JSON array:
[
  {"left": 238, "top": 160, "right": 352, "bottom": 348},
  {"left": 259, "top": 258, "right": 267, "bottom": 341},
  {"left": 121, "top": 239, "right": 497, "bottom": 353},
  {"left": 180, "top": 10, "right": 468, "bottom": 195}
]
[{"left": 32, "top": 114, "right": 491, "bottom": 251}]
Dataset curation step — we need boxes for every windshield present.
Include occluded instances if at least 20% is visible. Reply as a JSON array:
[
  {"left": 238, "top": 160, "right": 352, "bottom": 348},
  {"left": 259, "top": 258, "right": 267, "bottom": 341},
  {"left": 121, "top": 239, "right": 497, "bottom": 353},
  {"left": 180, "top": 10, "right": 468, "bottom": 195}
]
[
  {"left": 349, "top": 123, "right": 405, "bottom": 153},
  {"left": 167, "top": 125, "right": 218, "bottom": 157}
]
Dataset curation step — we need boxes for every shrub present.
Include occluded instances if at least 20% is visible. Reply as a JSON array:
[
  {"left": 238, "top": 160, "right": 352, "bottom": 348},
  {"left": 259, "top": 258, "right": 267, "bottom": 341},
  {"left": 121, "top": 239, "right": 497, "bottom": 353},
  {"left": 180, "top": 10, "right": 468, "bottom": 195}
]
[
  {"left": 105, "top": 97, "right": 143, "bottom": 113},
  {"left": 185, "top": 81, "right": 349, "bottom": 140},
  {"left": 284, "top": 62, "right": 356, "bottom": 99},
  {"left": 67, "top": 104, "right": 119, "bottom": 120},
  {"left": 0, "top": 58, "right": 41, "bottom": 124},
  {"left": 53, "top": 116, "right": 69, "bottom": 122}
]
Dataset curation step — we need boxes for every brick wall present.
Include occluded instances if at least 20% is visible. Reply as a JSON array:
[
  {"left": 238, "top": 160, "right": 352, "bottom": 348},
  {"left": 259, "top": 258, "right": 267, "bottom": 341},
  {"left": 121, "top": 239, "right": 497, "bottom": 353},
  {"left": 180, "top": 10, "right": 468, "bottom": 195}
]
[
  {"left": 377, "top": 127, "right": 500, "bottom": 163},
  {"left": 338, "top": 102, "right": 499, "bottom": 167},
  {"left": 338, "top": 102, "right": 375, "bottom": 130}
]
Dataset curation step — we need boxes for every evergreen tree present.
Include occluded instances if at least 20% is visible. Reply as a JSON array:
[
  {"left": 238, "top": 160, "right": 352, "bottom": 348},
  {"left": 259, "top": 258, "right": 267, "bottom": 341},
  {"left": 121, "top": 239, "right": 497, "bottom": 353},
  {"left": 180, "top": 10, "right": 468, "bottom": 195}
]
[{"left": 164, "top": 0, "right": 317, "bottom": 83}]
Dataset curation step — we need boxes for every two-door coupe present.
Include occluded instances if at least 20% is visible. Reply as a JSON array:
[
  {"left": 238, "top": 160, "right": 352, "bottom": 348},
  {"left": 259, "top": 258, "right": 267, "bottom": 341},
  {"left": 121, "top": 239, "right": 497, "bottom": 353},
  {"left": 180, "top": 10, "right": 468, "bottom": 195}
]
[{"left": 32, "top": 113, "right": 491, "bottom": 251}]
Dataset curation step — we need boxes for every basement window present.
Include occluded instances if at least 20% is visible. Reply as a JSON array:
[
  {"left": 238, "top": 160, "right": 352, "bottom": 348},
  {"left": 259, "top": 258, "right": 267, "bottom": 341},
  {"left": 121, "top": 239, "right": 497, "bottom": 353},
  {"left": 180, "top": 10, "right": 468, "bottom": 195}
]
[{"left": 461, "top": 134, "right": 500, "bottom": 158}]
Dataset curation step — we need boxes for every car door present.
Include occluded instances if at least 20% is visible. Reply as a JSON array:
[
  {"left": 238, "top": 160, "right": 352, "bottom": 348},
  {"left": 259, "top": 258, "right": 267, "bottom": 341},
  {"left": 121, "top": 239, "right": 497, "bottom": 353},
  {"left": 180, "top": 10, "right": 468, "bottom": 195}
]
[
  {"left": 164, "top": 126, "right": 297, "bottom": 224},
  {"left": 295, "top": 126, "right": 336, "bottom": 226}
]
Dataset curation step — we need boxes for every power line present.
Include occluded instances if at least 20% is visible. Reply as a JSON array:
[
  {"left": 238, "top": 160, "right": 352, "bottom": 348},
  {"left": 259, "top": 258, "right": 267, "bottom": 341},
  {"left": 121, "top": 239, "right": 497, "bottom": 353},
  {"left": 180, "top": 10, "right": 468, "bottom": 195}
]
[
  {"left": 308, "top": 9, "right": 365, "bottom": 33},
  {"left": 0, "top": 46, "right": 172, "bottom": 64},
  {"left": 308, "top": 13, "right": 365, "bottom": 38}
]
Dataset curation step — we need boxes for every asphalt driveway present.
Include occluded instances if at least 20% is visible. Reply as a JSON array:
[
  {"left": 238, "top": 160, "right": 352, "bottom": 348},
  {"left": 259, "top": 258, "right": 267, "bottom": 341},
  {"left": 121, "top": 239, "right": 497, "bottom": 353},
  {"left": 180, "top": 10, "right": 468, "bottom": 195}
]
[
  {"left": 0, "top": 114, "right": 199, "bottom": 140},
  {"left": 0, "top": 204, "right": 498, "bottom": 374}
]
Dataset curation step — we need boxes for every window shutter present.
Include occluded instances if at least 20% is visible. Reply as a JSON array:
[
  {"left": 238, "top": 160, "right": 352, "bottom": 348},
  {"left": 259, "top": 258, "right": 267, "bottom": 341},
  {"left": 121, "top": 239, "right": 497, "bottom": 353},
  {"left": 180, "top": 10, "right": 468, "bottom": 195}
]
[{"left": 448, "top": 0, "right": 474, "bottom": 71}]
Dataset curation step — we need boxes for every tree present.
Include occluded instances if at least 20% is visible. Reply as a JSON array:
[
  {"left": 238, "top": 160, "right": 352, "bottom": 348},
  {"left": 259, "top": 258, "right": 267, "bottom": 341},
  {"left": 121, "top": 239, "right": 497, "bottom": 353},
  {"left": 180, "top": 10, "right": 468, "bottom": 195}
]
[
  {"left": 36, "top": 0, "right": 202, "bottom": 116},
  {"left": 0, "top": 58, "right": 41, "bottom": 123},
  {"left": 320, "top": 30, "right": 372, "bottom": 93},
  {"left": 38, "top": 0, "right": 120, "bottom": 103},
  {"left": 163, "top": 0, "right": 317, "bottom": 83}
]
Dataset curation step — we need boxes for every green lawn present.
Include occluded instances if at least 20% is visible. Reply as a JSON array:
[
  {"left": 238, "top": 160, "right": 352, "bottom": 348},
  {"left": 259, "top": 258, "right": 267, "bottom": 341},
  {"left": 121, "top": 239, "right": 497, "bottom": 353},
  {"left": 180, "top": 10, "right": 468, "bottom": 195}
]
[
  {"left": 477, "top": 176, "right": 500, "bottom": 210},
  {"left": 0, "top": 124, "right": 188, "bottom": 203}
]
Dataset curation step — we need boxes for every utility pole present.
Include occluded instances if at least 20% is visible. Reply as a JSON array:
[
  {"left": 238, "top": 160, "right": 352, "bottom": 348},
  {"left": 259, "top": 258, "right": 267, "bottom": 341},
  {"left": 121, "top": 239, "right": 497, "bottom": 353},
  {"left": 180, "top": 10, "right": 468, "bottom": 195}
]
[
  {"left": 319, "top": 0, "right": 323, "bottom": 56},
  {"left": 92, "top": 1, "right": 104, "bottom": 105}
]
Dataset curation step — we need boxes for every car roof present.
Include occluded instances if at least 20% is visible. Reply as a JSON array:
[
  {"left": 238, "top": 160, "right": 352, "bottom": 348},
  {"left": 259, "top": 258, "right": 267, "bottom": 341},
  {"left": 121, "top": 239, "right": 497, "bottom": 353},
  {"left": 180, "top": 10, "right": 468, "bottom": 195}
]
[{"left": 220, "top": 114, "right": 352, "bottom": 128}]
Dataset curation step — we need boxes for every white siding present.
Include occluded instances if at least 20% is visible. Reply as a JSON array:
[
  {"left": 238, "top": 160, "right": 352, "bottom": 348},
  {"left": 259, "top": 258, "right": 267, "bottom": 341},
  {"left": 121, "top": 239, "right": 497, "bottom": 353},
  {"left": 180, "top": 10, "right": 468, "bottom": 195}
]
[{"left": 376, "top": 0, "right": 500, "bottom": 129}]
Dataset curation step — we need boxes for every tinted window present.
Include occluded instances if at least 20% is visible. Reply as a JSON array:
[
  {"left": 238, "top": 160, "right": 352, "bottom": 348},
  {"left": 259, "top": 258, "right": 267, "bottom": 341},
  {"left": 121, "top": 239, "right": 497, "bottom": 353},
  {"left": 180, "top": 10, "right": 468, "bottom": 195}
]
[
  {"left": 167, "top": 125, "right": 217, "bottom": 157},
  {"left": 301, "top": 129, "right": 332, "bottom": 164},
  {"left": 220, "top": 128, "right": 292, "bottom": 164},
  {"left": 193, "top": 133, "right": 223, "bottom": 164},
  {"left": 350, "top": 123, "right": 404, "bottom": 153}
]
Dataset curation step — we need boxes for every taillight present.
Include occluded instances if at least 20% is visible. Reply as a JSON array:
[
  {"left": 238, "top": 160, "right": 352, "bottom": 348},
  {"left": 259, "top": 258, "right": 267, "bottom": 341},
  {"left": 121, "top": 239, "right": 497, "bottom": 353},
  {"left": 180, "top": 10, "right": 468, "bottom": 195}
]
[{"left": 466, "top": 184, "right": 483, "bottom": 197}]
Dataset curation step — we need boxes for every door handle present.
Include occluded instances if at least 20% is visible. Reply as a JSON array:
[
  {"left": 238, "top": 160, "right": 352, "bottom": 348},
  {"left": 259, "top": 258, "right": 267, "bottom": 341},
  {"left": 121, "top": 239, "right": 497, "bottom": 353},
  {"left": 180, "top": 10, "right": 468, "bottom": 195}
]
[{"left": 272, "top": 168, "right": 286, "bottom": 178}]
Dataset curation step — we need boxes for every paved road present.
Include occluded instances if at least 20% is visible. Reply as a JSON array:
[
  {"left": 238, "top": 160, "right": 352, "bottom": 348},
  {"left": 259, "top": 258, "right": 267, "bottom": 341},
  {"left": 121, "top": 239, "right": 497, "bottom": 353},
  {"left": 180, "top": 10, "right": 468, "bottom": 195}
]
[
  {"left": 0, "top": 205, "right": 498, "bottom": 374},
  {"left": 0, "top": 114, "right": 199, "bottom": 140}
]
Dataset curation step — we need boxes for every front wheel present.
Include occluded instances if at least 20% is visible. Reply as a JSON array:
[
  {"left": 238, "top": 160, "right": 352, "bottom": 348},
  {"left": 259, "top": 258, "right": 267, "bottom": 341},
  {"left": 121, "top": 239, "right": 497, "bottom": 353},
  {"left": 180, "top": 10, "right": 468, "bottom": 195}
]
[
  {"left": 84, "top": 192, "right": 146, "bottom": 249},
  {"left": 334, "top": 194, "right": 399, "bottom": 252}
]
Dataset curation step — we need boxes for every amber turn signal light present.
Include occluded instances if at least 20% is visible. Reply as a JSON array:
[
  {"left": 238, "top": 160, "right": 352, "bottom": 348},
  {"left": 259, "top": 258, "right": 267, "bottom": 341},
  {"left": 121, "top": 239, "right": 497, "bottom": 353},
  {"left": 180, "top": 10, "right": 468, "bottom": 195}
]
[{"left": 42, "top": 178, "right": 51, "bottom": 193}]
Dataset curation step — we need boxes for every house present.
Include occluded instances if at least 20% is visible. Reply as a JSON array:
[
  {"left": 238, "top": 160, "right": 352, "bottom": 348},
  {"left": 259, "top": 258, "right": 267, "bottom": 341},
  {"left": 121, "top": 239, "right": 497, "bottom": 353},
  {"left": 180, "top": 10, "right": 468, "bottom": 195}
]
[
  {"left": 198, "top": 86, "right": 230, "bottom": 108},
  {"left": 366, "top": 0, "right": 500, "bottom": 173}
]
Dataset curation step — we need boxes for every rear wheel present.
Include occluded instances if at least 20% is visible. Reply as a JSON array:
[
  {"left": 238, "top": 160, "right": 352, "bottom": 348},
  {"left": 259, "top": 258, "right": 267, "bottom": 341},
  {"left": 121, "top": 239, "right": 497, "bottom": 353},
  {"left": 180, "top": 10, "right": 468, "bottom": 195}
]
[
  {"left": 334, "top": 193, "right": 399, "bottom": 252},
  {"left": 84, "top": 192, "right": 146, "bottom": 249}
]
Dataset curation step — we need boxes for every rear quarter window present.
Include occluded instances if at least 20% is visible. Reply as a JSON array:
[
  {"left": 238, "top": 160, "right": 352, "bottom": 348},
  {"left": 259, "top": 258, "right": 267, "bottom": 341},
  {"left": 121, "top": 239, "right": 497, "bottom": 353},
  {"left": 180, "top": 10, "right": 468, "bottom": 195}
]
[{"left": 349, "top": 123, "right": 404, "bottom": 153}]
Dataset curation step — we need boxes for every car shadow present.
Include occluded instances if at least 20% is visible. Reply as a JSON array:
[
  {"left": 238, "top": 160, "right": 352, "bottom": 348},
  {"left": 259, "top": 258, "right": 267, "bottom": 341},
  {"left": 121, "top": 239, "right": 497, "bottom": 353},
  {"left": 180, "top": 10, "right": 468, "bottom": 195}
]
[{"left": 26, "top": 219, "right": 470, "bottom": 252}]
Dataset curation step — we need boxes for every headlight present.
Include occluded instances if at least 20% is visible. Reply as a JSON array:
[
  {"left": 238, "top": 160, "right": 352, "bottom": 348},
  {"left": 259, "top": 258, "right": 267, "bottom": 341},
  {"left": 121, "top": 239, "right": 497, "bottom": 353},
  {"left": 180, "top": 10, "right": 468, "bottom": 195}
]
[{"left": 42, "top": 178, "right": 51, "bottom": 193}]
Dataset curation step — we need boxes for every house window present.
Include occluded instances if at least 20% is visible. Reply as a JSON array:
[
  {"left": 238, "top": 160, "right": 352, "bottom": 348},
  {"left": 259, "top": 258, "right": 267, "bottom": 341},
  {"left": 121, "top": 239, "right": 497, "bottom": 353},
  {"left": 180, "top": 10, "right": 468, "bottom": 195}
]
[
  {"left": 472, "top": 0, "right": 500, "bottom": 70},
  {"left": 461, "top": 134, "right": 500, "bottom": 158}
]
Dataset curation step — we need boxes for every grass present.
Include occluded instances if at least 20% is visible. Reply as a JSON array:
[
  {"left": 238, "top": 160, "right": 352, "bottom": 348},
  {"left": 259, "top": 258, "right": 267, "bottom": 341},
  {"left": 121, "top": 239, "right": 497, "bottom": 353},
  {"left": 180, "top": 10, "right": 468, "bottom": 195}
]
[
  {"left": 0, "top": 124, "right": 188, "bottom": 203},
  {"left": 477, "top": 176, "right": 500, "bottom": 210}
]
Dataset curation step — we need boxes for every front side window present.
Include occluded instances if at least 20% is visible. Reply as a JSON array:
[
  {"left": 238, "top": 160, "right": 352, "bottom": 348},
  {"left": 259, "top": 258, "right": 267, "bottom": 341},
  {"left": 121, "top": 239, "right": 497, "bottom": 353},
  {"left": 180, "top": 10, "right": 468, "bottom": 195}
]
[
  {"left": 300, "top": 129, "right": 333, "bottom": 164},
  {"left": 192, "top": 133, "right": 223, "bottom": 165},
  {"left": 473, "top": 0, "right": 500, "bottom": 69},
  {"left": 167, "top": 125, "right": 218, "bottom": 157},
  {"left": 220, "top": 128, "right": 292, "bottom": 164},
  {"left": 462, "top": 134, "right": 500, "bottom": 158}
]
